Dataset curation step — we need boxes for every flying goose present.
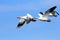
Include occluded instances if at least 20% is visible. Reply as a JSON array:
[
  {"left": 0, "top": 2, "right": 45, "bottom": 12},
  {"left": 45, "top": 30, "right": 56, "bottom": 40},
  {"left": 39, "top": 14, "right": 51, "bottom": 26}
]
[
  {"left": 17, "top": 13, "right": 36, "bottom": 28},
  {"left": 38, "top": 6, "right": 59, "bottom": 22},
  {"left": 40, "top": 6, "right": 59, "bottom": 17}
]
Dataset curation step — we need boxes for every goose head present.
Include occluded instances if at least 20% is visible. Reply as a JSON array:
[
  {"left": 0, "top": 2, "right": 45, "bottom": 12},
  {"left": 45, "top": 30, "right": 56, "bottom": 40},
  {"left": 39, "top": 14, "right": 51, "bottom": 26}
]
[{"left": 17, "top": 16, "right": 23, "bottom": 19}]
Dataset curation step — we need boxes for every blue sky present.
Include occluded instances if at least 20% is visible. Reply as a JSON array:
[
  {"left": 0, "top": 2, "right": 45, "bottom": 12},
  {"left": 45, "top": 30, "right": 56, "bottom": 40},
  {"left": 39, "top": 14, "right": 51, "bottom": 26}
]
[{"left": 0, "top": 0, "right": 60, "bottom": 40}]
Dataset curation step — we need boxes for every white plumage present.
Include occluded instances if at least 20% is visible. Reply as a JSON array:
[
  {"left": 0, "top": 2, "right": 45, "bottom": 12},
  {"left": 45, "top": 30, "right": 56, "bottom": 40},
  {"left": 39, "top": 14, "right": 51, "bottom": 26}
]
[
  {"left": 38, "top": 6, "right": 59, "bottom": 22},
  {"left": 17, "top": 13, "right": 36, "bottom": 28}
]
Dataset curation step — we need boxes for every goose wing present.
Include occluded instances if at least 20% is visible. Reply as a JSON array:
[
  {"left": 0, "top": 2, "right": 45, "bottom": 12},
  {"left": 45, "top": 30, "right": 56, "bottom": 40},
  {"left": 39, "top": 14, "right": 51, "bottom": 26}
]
[
  {"left": 26, "top": 14, "right": 33, "bottom": 24},
  {"left": 44, "top": 6, "right": 57, "bottom": 17},
  {"left": 26, "top": 18, "right": 31, "bottom": 24},
  {"left": 26, "top": 18, "right": 36, "bottom": 24},
  {"left": 27, "top": 13, "right": 33, "bottom": 18},
  {"left": 17, "top": 19, "right": 25, "bottom": 28},
  {"left": 26, "top": 14, "right": 37, "bottom": 24},
  {"left": 45, "top": 6, "right": 56, "bottom": 13}
]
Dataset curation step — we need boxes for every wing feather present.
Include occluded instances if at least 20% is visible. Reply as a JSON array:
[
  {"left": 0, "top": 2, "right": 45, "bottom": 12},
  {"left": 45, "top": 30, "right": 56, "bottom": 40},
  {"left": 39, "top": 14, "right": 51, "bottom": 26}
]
[
  {"left": 44, "top": 6, "right": 56, "bottom": 17},
  {"left": 17, "top": 19, "right": 25, "bottom": 28}
]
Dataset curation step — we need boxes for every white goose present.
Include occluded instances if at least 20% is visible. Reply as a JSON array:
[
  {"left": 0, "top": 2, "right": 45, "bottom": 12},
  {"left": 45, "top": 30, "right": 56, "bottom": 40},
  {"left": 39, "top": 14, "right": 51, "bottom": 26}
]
[
  {"left": 38, "top": 6, "right": 59, "bottom": 22},
  {"left": 47, "top": 6, "right": 59, "bottom": 17},
  {"left": 40, "top": 6, "right": 59, "bottom": 17},
  {"left": 17, "top": 13, "right": 36, "bottom": 28}
]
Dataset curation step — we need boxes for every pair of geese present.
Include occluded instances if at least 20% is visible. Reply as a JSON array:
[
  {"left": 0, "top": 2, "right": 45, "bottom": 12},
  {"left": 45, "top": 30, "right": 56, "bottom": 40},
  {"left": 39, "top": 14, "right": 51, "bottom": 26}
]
[{"left": 17, "top": 6, "right": 59, "bottom": 28}]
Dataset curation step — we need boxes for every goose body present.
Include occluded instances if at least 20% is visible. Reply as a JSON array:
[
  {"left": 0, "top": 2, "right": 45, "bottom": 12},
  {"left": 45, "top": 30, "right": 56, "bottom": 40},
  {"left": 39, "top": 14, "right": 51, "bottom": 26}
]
[
  {"left": 17, "top": 13, "right": 36, "bottom": 28},
  {"left": 38, "top": 6, "right": 59, "bottom": 22}
]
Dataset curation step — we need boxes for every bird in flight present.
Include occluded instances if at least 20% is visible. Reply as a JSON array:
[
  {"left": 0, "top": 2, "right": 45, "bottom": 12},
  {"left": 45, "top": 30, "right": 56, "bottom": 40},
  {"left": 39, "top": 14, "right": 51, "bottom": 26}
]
[
  {"left": 38, "top": 6, "right": 59, "bottom": 22},
  {"left": 17, "top": 6, "right": 59, "bottom": 28},
  {"left": 17, "top": 13, "right": 36, "bottom": 28},
  {"left": 45, "top": 6, "right": 59, "bottom": 17}
]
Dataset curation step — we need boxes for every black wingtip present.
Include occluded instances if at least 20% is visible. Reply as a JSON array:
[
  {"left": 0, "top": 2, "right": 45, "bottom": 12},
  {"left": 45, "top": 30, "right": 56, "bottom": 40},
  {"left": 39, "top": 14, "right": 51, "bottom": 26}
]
[
  {"left": 53, "top": 6, "right": 57, "bottom": 9},
  {"left": 49, "top": 6, "right": 57, "bottom": 12},
  {"left": 17, "top": 23, "right": 23, "bottom": 28}
]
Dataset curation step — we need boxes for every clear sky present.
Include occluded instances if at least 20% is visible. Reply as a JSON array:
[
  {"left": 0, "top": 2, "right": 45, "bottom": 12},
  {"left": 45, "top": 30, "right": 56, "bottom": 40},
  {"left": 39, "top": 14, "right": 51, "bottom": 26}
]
[{"left": 0, "top": 0, "right": 60, "bottom": 40}]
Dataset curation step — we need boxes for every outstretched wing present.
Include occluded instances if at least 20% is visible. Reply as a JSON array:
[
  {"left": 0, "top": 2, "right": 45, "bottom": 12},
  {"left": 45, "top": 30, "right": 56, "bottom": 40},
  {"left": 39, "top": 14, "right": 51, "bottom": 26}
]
[
  {"left": 44, "top": 6, "right": 57, "bottom": 17},
  {"left": 17, "top": 19, "right": 25, "bottom": 28},
  {"left": 45, "top": 6, "right": 56, "bottom": 13},
  {"left": 27, "top": 13, "right": 33, "bottom": 18}
]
